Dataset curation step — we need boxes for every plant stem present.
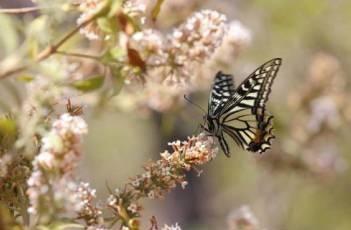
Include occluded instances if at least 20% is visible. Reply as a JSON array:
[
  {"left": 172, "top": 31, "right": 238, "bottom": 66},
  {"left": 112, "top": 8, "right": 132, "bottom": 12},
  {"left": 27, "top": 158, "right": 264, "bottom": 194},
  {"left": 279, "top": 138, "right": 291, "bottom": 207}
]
[
  {"left": 55, "top": 50, "right": 102, "bottom": 61},
  {"left": 0, "top": 6, "right": 41, "bottom": 14},
  {"left": 0, "top": 2, "right": 107, "bottom": 80}
]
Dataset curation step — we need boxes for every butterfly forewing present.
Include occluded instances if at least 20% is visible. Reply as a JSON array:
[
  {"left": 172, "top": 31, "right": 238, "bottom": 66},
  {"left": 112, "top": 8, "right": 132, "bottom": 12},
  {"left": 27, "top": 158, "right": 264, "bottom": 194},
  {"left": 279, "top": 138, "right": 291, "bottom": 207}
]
[
  {"left": 208, "top": 71, "right": 236, "bottom": 116},
  {"left": 206, "top": 58, "right": 282, "bottom": 156}
]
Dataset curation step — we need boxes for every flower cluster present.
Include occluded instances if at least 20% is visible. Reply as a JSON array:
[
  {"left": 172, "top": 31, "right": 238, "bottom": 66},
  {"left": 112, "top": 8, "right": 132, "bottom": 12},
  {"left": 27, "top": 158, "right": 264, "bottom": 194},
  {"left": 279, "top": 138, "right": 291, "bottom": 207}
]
[
  {"left": 129, "top": 10, "right": 228, "bottom": 79},
  {"left": 286, "top": 53, "right": 348, "bottom": 177},
  {"left": 77, "top": 182, "right": 104, "bottom": 227},
  {"left": 154, "top": 0, "right": 201, "bottom": 27},
  {"left": 209, "top": 21, "right": 251, "bottom": 67},
  {"left": 77, "top": 0, "right": 147, "bottom": 40},
  {"left": 107, "top": 133, "right": 218, "bottom": 229},
  {"left": 77, "top": 0, "right": 108, "bottom": 40},
  {"left": 114, "top": 9, "right": 250, "bottom": 112},
  {"left": 169, "top": 10, "right": 227, "bottom": 65},
  {"left": 75, "top": 1, "right": 251, "bottom": 112},
  {"left": 198, "top": 20, "right": 252, "bottom": 87},
  {"left": 26, "top": 113, "right": 88, "bottom": 222},
  {"left": 35, "top": 113, "right": 87, "bottom": 173}
]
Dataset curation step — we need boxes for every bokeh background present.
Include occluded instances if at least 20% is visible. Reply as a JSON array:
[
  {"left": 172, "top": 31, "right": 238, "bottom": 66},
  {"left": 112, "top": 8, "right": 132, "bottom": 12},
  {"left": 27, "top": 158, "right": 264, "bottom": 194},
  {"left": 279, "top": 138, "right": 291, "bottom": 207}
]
[{"left": 1, "top": 0, "right": 351, "bottom": 229}]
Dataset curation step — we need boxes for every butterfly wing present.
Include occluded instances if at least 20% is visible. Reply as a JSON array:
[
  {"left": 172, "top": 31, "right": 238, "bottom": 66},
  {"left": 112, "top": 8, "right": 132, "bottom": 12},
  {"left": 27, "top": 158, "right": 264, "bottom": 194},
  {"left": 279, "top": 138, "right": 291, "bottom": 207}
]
[
  {"left": 208, "top": 71, "right": 236, "bottom": 117},
  {"left": 219, "top": 58, "right": 282, "bottom": 153}
]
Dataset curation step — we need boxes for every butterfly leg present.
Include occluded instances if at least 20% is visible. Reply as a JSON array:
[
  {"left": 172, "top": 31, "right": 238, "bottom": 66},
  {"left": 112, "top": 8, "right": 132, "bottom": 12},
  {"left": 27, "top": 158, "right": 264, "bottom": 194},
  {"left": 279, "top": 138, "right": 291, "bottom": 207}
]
[{"left": 218, "top": 132, "right": 230, "bottom": 157}]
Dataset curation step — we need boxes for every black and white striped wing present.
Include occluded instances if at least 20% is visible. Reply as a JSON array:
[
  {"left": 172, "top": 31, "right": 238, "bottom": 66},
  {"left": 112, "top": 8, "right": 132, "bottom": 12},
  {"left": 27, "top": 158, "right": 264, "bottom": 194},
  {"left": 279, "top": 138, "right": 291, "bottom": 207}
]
[
  {"left": 208, "top": 71, "right": 236, "bottom": 116},
  {"left": 220, "top": 58, "right": 282, "bottom": 153}
]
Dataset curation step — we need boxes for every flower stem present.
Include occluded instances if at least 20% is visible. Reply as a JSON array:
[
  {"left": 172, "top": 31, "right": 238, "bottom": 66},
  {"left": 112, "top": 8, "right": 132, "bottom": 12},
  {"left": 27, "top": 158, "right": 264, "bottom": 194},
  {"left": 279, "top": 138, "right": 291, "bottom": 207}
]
[
  {"left": 0, "top": 2, "right": 107, "bottom": 80},
  {"left": 0, "top": 6, "right": 41, "bottom": 14},
  {"left": 55, "top": 50, "right": 102, "bottom": 61}
]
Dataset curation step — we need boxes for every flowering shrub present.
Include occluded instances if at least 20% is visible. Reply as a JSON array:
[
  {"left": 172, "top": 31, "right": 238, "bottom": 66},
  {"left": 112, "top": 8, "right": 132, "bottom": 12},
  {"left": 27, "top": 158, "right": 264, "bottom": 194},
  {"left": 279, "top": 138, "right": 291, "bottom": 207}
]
[{"left": 0, "top": 0, "right": 350, "bottom": 230}]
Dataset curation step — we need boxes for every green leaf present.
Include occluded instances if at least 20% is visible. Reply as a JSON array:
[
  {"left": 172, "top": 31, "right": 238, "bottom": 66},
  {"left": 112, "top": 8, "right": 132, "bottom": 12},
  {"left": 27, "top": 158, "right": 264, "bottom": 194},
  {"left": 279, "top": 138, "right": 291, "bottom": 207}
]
[
  {"left": 0, "top": 15, "right": 19, "bottom": 55},
  {"left": 108, "top": 0, "right": 123, "bottom": 17},
  {"left": 70, "top": 77, "right": 104, "bottom": 92},
  {"left": 97, "top": 17, "right": 114, "bottom": 34},
  {"left": 16, "top": 74, "right": 34, "bottom": 82},
  {"left": 101, "top": 47, "right": 126, "bottom": 64},
  {"left": 27, "top": 15, "right": 49, "bottom": 43},
  {"left": 151, "top": 0, "right": 165, "bottom": 22},
  {"left": 0, "top": 117, "right": 17, "bottom": 148},
  {"left": 109, "top": 47, "right": 126, "bottom": 60}
]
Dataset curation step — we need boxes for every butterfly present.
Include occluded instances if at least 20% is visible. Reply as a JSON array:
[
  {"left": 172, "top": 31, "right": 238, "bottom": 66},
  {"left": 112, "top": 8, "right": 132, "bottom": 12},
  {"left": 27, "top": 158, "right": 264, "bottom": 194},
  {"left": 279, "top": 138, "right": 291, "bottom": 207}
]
[{"left": 203, "top": 58, "right": 282, "bottom": 157}]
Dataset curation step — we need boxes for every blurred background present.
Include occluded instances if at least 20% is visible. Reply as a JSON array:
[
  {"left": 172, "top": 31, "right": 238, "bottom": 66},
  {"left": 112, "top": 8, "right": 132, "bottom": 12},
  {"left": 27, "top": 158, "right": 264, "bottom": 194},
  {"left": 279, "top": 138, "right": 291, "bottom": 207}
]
[{"left": 1, "top": 0, "right": 351, "bottom": 229}]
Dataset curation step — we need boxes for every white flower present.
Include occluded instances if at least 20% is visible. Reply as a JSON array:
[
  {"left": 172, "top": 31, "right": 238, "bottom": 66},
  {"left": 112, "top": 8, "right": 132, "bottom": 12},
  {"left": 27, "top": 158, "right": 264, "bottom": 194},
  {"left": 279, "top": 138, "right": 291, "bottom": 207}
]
[
  {"left": 127, "top": 203, "right": 138, "bottom": 213},
  {"left": 226, "top": 21, "right": 252, "bottom": 48},
  {"left": 181, "top": 181, "right": 188, "bottom": 189},
  {"left": 36, "top": 151, "right": 56, "bottom": 170},
  {"left": 147, "top": 191, "right": 155, "bottom": 199},
  {"left": 161, "top": 223, "right": 182, "bottom": 230},
  {"left": 107, "top": 195, "right": 117, "bottom": 206}
]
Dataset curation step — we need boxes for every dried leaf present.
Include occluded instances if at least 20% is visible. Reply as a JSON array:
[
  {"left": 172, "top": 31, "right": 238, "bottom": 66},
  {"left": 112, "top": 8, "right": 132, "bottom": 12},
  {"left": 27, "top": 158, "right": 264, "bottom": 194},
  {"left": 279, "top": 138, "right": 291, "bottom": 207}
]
[{"left": 127, "top": 47, "right": 146, "bottom": 72}]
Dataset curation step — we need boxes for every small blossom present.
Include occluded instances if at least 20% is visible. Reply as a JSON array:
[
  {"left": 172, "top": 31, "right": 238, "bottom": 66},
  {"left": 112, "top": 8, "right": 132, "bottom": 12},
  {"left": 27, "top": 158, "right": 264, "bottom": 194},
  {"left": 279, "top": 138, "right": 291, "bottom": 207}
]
[
  {"left": 147, "top": 191, "right": 155, "bottom": 199},
  {"left": 131, "top": 178, "right": 140, "bottom": 187},
  {"left": 161, "top": 223, "right": 182, "bottom": 230},
  {"left": 118, "top": 10, "right": 234, "bottom": 112},
  {"left": 122, "top": 0, "right": 147, "bottom": 25},
  {"left": 77, "top": 182, "right": 104, "bottom": 226},
  {"left": 107, "top": 194, "right": 117, "bottom": 206},
  {"left": 170, "top": 10, "right": 227, "bottom": 62},
  {"left": 77, "top": 0, "right": 105, "bottom": 40},
  {"left": 0, "top": 154, "right": 12, "bottom": 178},
  {"left": 142, "top": 171, "right": 151, "bottom": 179},
  {"left": 127, "top": 203, "right": 138, "bottom": 213},
  {"left": 35, "top": 151, "right": 56, "bottom": 170}
]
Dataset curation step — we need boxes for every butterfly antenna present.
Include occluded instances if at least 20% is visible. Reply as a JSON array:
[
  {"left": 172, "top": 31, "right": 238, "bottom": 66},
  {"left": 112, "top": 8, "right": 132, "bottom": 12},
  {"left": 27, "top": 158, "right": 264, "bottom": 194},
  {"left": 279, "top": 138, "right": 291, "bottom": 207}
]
[{"left": 184, "top": 95, "right": 206, "bottom": 113}]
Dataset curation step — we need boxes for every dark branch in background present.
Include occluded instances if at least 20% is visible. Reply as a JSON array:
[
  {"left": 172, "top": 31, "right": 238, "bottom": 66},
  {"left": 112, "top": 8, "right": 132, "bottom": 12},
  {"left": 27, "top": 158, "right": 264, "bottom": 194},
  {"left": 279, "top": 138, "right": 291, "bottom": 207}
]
[{"left": 55, "top": 50, "right": 102, "bottom": 61}]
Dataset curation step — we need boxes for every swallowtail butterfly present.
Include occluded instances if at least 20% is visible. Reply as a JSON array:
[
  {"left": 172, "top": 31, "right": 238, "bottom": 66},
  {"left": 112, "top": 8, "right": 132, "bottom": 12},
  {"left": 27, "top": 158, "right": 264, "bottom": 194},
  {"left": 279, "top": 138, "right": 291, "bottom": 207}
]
[{"left": 204, "top": 58, "right": 282, "bottom": 157}]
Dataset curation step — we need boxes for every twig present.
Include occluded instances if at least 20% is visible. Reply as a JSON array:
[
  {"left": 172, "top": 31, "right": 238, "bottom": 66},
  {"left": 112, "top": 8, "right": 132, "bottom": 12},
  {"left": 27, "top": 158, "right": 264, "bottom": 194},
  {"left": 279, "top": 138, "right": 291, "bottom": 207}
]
[
  {"left": 55, "top": 50, "right": 102, "bottom": 61},
  {"left": 0, "top": 6, "right": 41, "bottom": 14},
  {"left": 0, "top": 2, "right": 108, "bottom": 80}
]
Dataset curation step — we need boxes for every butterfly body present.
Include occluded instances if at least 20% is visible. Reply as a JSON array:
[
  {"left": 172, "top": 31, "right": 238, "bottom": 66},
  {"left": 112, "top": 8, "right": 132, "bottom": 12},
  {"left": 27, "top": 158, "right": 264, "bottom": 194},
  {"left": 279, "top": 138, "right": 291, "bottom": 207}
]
[{"left": 204, "top": 58, "right": 282, "bottom": 157}]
